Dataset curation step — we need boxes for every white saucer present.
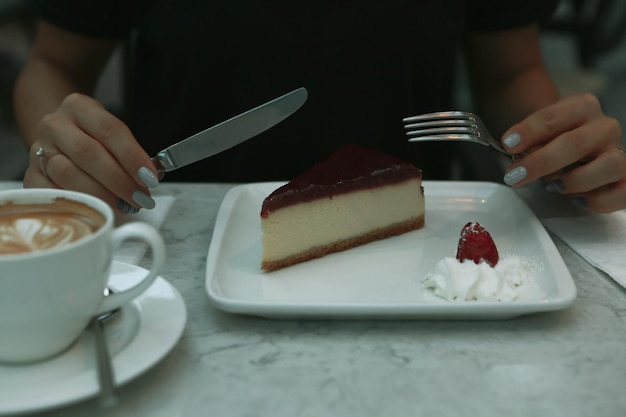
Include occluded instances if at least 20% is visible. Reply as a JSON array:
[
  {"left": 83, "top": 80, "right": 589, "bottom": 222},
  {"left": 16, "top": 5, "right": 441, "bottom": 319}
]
[{"left": 0, "top": 261, "right": 187, "bottom": 416}]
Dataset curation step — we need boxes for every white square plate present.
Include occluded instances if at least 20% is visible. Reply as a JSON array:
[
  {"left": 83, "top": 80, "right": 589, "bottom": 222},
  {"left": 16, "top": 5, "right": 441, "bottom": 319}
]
[{"left": 205, "top": 181, "right": 576, "bottom": 319}]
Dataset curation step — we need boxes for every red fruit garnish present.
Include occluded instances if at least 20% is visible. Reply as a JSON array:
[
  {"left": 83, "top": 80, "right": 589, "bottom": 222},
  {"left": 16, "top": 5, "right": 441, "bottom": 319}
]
[{"left": 455, "top": 221, "right": 499, "bottom": 267}]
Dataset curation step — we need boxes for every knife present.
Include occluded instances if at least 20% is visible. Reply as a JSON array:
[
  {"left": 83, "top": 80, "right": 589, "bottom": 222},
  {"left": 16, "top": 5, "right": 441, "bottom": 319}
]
[{"left": 151, "top": 87, "right": 308, "bottom": 178}]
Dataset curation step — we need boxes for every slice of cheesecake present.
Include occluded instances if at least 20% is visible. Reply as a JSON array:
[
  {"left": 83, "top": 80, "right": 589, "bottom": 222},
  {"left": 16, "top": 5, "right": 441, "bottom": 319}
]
[{"left": 260, "top": 144, "right": 425, "bottom": 271}]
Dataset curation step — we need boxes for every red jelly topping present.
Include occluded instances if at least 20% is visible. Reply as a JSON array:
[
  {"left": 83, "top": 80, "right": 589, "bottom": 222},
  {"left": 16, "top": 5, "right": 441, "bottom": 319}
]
[{"left": 260, "top": 144, "right": 422, "bottom": 217}]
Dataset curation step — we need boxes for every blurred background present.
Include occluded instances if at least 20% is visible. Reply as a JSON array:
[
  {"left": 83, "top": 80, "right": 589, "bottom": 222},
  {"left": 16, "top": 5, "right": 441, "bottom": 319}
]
[{"left": 0, "top": 0, "right": 625, "bottom": 181}]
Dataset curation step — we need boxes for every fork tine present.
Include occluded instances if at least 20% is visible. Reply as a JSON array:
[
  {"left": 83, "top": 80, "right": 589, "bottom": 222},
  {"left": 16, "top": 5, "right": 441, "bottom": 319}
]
[
  {"left": 403, "top": 119, "right": 475, "bottom": 130},
  {"left": 407, "top": 134, "right": 487, "bottom": 144},
  {"left": 402, "top": 111, "right": 474, "bottom": 123},
  {"left": 405, "top": 126, "right": 476, "bottom": 137}
]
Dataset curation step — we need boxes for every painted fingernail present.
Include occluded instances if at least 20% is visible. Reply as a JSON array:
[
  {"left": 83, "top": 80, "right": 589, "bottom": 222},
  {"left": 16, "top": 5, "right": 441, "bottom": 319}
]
[
  {"left": 571, "top": 197, "right": 588, "bottom": 208},
  {"left": 138, "top": 167, "right": 159, "bottom": 188},
  {"left": 503, "top": 166, "right": 527, "bottom": 185},
  {"left": 545, "top": 179, "right": 564, "bottom": 193},
  {"left": 503, "top": 133, "right": 521, "bottom": 149},
  {"left": 132, "top": 190, "right": 156, "bottom": 209},
  {"left": 117, "top": 199, "right": 140, "bottom": 214}
]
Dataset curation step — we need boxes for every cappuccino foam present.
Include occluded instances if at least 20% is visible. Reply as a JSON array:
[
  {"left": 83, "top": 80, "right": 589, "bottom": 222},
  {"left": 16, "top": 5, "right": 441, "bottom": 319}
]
[{"left": 0, "top": 198, "right": 106, "bottom": 255}]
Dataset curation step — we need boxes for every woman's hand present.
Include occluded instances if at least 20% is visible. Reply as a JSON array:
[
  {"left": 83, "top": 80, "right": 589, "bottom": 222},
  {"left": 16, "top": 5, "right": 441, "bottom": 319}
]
[
  {"left": 23, "top": 93, "right": 160, "bottom": 213},
  {"left": 501, "top": 93, "right": 625, "bottom": 213}
]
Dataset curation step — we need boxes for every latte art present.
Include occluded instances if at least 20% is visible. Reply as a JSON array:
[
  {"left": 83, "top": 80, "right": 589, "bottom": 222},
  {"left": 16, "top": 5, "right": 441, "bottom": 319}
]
[
  {"left": 0, "top": 216, "right": 95, "bottom": 254},
  {"left": 0, "top": 198, "right": 106, "bottom": 255}
]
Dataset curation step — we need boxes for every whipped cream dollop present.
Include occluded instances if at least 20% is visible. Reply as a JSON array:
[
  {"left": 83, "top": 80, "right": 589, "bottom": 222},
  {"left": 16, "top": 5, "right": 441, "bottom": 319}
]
[{"left": 424, "top": 256, "right": 533, "bottom": 301}]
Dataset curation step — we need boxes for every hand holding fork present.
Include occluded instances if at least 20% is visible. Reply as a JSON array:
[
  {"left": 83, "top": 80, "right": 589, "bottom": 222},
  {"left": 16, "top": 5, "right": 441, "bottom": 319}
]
[{"left": 403, "top": 94, "right": 626, "bottom": 213}]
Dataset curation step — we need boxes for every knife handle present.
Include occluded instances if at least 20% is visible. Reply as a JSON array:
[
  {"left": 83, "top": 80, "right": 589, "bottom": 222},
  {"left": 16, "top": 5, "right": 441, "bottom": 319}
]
[{"left": 150, "top": 156, "right": 166, "bottom": 180}]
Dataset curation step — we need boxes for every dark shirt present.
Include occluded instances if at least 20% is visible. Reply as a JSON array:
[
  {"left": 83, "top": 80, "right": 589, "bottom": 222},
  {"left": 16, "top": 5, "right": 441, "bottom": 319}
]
[{"left": 29, "top": 0, "right": 558, "bottom": 182}]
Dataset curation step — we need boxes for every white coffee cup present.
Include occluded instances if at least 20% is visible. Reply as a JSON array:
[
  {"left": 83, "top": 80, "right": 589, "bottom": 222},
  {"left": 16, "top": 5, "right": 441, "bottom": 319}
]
[{"left": 0, "top": 188, "right": 166, "bottom": 363}]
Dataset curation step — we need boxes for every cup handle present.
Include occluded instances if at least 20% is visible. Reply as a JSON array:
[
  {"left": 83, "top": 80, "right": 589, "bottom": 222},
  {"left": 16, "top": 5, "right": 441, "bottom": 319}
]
[{"left": 94, "top": 222, "right": 166, "bottom": 315}]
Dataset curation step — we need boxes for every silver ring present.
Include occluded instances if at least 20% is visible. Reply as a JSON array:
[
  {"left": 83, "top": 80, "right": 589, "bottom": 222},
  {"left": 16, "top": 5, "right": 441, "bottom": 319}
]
[
  {"left": 606, "top": 147, "right": 626, "bottom": 155},
  {"left": 35, "top": 147, "right": 50, "bottom": 177}
]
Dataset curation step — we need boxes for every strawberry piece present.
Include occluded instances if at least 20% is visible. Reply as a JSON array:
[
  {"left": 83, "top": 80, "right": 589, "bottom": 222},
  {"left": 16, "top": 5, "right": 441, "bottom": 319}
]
[{"left": 455, "top": 221, "right": 499, "bottom": 267}]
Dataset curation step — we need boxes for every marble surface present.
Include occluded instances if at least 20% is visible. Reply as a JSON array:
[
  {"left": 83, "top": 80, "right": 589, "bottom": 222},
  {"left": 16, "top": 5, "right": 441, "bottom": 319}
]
[{"left": 2, "top": 181, "right": 626, "bottom": 417}]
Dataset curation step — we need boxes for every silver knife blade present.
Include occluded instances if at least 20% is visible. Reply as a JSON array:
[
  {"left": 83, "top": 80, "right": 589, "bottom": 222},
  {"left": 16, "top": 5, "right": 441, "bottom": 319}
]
[{"left": 152, "top": 87, "right": 308, "bottom": 177}]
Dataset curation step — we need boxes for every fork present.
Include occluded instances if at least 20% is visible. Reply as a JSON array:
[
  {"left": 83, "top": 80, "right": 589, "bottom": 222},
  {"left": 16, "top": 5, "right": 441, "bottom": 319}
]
[{"left": 403, "top": 111, "right": 517, "bottom": 157}]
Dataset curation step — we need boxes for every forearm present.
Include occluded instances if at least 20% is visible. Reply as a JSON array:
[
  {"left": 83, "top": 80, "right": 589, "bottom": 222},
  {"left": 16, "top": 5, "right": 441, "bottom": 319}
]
[
  {"left": 472, "top": 64, "right": 560, "bottom": 138},
  {"left": 13, "top": 21, "right": 118, "bottom": 148},
  {"left": 463, "top": 25, "right": 560, "bottom": 138},
  {"left": 14, "top": 58, "right": 86, "bottom": 148}
]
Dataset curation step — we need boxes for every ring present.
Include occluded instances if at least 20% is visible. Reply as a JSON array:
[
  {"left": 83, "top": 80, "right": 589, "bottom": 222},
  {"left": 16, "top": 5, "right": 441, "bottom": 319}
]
[
  {"left": 606, "top": 147, "right": 626, "bottom": 155},
  {"left": 35, "top": 147, "right": 50, "bottom": 177}
]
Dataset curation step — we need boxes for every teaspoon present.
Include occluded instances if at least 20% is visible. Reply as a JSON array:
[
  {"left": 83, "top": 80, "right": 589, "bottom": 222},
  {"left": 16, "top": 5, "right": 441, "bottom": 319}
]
[{"left": 91, "top": 288, "right": 120, "bottom": 408}]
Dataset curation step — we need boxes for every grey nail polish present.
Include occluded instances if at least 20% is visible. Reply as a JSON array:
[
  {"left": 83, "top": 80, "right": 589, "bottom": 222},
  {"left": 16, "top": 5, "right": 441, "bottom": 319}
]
[
  {"left": 503, "top": 166, "right": 527, "bottom": 185},
  {"left": 545, "top": 179, "right": 564, "bottom": 193},
  {"left": 138, "top": 167, "right": 159, "bottom": 188},
  {"left": 132, "top": 190, "right": 156, "bottom": 209},
  {"left": 117, "top": 199, "right": 140, "bottom": 214},
  {"left": 503, "top": 133, "right": 521, "bottom": 149},
  {"left": 571, "top": 197, "right": 588, "bottom": 208}
]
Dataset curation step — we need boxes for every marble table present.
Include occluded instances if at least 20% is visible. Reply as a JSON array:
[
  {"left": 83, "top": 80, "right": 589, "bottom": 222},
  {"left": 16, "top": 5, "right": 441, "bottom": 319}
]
[{"left": 3, "top": 181, "right": 626, "bottom": 417}]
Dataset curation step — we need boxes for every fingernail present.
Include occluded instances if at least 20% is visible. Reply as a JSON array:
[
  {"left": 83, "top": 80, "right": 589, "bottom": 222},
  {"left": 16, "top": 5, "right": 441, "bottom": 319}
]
[
  {"left": 117, "top": 199, "right": 140, "bottom": 214},
  {"left": 571, "top": 197, "right": 588, "bottom": 208},
  {"left": 545, "top": 179, "right": 564, "bottom": 193},
  {"left": 138, "top": 167, "right": 159, "bottom": 188},
  {"left": 503, "top": 133, "right": 521, "bottom": 149},
  {"left": 503, "top": 166, "right": 527, "bottom": 185},
  {"left": 132, "top": 190, "right": 156, "bottom": 209}
]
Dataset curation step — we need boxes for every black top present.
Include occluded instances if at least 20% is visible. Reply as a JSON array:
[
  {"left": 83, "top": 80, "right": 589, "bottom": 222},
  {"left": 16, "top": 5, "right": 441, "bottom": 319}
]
[{"left": 29, "top": 0, "right": 558, "bottom": 182}]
